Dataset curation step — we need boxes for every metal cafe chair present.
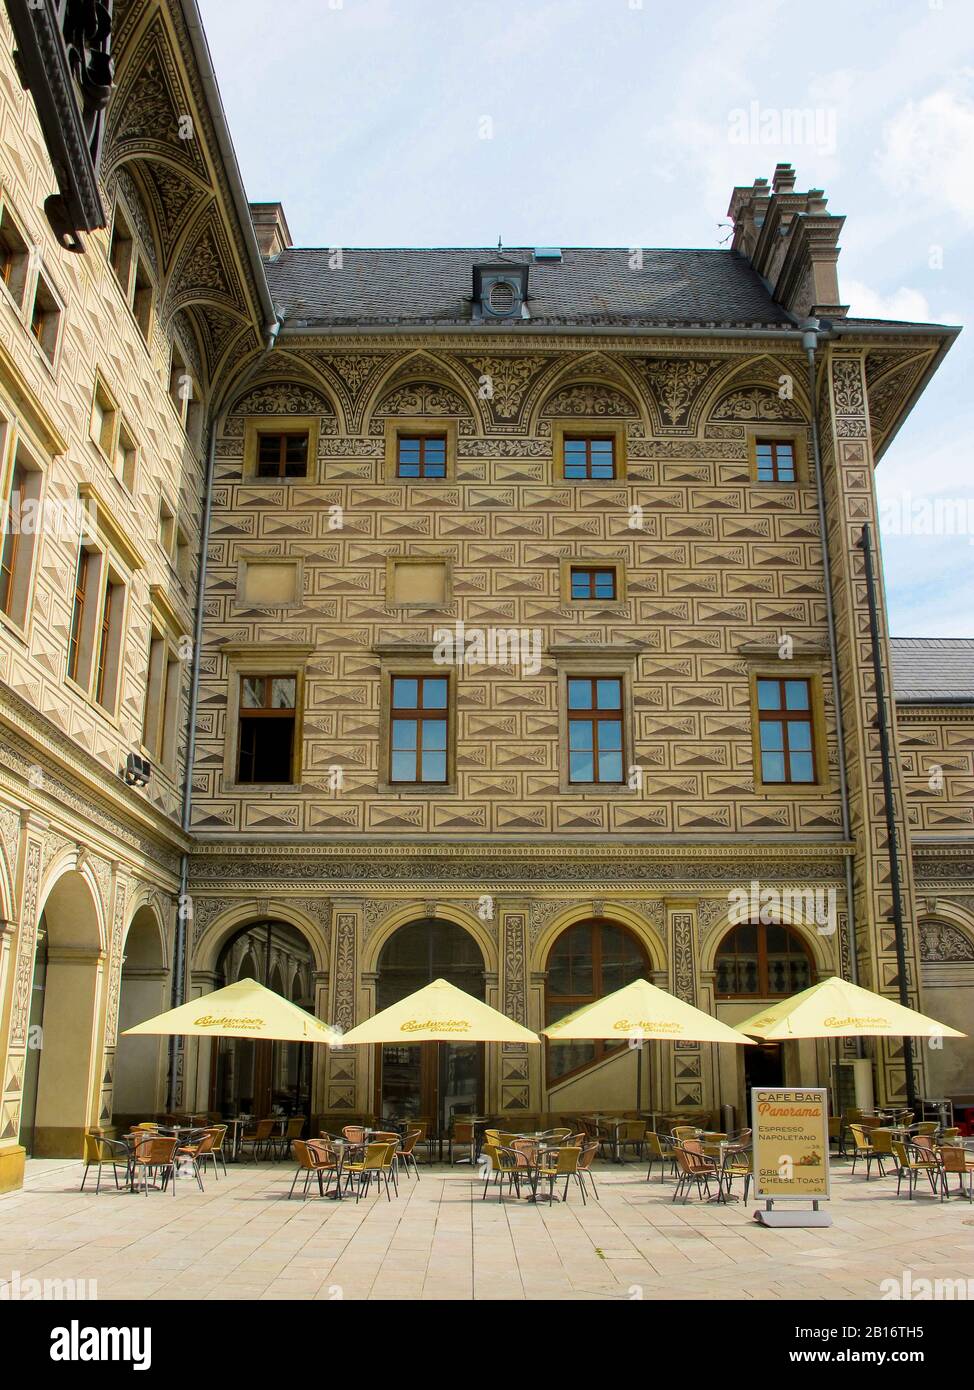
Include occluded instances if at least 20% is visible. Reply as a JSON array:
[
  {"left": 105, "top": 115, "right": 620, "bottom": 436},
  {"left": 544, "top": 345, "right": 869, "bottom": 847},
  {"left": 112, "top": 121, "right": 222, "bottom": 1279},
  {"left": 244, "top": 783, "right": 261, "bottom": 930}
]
[
  {"left": 80, "top": 1133, "right": 131, "bottom": 1193},
  {"left": 891, "top": 1139, "right": 940, "bottom": 1199},
  {"left": 289, "top": 1140, "right": 343, "bottom": 1199}
]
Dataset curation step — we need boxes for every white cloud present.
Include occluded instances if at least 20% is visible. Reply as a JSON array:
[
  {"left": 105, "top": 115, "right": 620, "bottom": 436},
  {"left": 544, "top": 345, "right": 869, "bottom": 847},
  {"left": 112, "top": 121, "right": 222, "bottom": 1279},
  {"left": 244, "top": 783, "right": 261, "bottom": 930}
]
[
  {"left": 842, "top": 279, "right": 961, "bottom": 325},
  {"left": 877, "top": 82, "right": 974, "bottom": 224}
]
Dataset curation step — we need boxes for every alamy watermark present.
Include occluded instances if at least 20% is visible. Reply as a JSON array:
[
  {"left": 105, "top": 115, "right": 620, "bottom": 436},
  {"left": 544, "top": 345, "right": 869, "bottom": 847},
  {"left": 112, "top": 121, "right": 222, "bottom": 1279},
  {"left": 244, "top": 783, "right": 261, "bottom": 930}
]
[
  {"left": 728, "top": 880, "right": 837, "bottom": 936},
  {"left": 433, "top": 622, "right": 542, "bottom": 676}
]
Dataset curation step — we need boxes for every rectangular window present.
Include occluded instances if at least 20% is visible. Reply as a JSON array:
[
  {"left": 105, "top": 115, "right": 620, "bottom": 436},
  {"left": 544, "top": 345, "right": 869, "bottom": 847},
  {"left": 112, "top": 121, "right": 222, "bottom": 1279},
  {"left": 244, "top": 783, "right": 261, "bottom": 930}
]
[
  {"left": 256, "top": 431, "right": 309, "bottom": 479},
  {"left": 389, "top": 675, "right": 449, "bottom": 783},
  {"left": 567, "top": 676, "right": 624, "bottom": 784},
  {"left": 0, "top": 453, "right": 41, "bottom": 626},
  {"left": 29, "top": 273, "right": 61, "bottom": 363},
  {"left": 0, "top": 205, "right": 30, "bottom": 308},
  {"left": 115, "top": 419, "right": 138, "bottom": 490},
  {"left": 94, "top": 575, "right": 123, "bottom": 710},
  {"left": 142, "top": 631, "right": 166, "bottom": 756},
  {"left": 755, "top": 439, "right": 796, "bottom": 483},
  {"left": 564, "top": 436, "right": 615, "bottom": 481},
  {"left": 132, "top": 257, "right": 153, "bottom": 342},
  {"left": 757, "top": 677, "right": 815, "bottom": 783},
  {"left": 570, "top": 566, "right": 617, "bottom": 601},
  {"left": 158, "top": 498, "right": 176, "bottom": 558},
  {"left": 240, "top": 559, "right": 299, "bottom": 606},
  {"left": 90, "top": 378, "right": 118, "bottom": 458},
  {"left": 109, "top": 207, "right": 134, "bottom": 294},
  {"left": 67, "top": 547, "right": 93, "bottom": 684},
  {"left": 396, "top": 434, "right": 447, "bottom": 479},
  {"left": 237, "top": 674, "right": 297, "bottom": 784}
]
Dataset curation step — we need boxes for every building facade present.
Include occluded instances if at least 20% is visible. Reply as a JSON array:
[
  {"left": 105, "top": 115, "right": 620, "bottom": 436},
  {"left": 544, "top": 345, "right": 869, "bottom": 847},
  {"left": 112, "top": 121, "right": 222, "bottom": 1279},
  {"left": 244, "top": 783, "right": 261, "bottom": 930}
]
[{"left": 0, "top": 0, "right": 971, "bottom": 1191}]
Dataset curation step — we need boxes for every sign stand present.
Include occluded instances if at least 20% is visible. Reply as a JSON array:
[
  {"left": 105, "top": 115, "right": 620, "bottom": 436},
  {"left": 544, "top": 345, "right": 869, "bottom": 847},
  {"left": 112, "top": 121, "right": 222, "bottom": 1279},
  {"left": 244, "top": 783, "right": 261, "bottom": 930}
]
[{"left": 751, "top": 1086, "right": 833, "bottom": 1228}]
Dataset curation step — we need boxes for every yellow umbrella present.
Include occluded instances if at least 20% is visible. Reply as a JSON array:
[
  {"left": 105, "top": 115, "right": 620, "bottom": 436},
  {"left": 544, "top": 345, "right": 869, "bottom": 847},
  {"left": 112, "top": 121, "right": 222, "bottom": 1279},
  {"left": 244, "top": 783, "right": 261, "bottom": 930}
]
[
  {"left": 543, "top": 977, "right": 753, "bottom": 1121},
  {"left": 122, "top": 977, "right": 341, "bottom": 1043},
  {"left": 336, "top": 978, "right": 540, "bottom": 1045},
  {"left": 736, "top": 975, "right": 966, "bottom": 1041}
]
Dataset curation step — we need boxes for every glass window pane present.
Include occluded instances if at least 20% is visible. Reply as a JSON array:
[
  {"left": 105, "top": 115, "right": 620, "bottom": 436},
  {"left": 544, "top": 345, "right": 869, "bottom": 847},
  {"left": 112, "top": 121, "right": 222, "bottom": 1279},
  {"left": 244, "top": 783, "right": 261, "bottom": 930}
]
[
  {"left": 591, "top": 461, "right": 614, "bottom": 479},
  {"left": 422, "top": 678, "right": 448, "bottom": 709},
  {"left": 391, "top": 750, "right": 415, "bottom": 781},
  {"left": 761, "top": 750, "right": 786, "bottom": 782},
  {"left": 398, "top": 461, "right": 420, "bottom": 477},
  {"left": 570, "top": 750, "right": 594, "bottom": 782},
  {"left": 760, "top": 721, "right": 784, "bottom": 750},
  {"left": 425, "top": 438, "right": 446, "bottom": 461},
  {"left": 591, "top": 439, "right": 613, "bottom": 455},
  {"left": 785, "top": 680, "right": 809, "bottom": 710},
  {"left": 598, "top": 749, "right": 623, "bottom": 782},
  {"left": 271, "top": 677, "right": 295, "bottom": 708},
  {"left": 241, "top": 676, "right": 264, "bottom": 708},
  {"left": 789, "top": 751, "right": 814, "bottom": 782},
  {"left": 594, "top": 572, "right": 615, "bottom": 598},
  {"left": 392, "top": 719, "right": 417, "bottom": 750},
  {"left": 599, "top": 720, "right": 622, "bottom": 750},
  {"left": 421, "top": 750, "right": 447, "bottom": 782},
  {"left": 596, "top": 679, "right": 621, "bottom": 709},
  {"left": 571, "top": 572, "right": 590, "bottom": 599},
  {"left": 392, "top": 678, "right": 418, "bottom": 709},
  {"left": 787, "top": 720, "right": 812, "bottom": 750},
  {"left": 422, "top": 719, "right": 447, "bottom": 751},
  {"left": 757, "top": 679, "right": 780, "bottom": 710},
  {"left": 569, "top": 719, "right": 593, "bottom": 750},
  {"left": 568, "top": 679, "right": 591, "bottom": 710},
  {"left": 398, "top": 439, "right": 420, "bottom": 460}
]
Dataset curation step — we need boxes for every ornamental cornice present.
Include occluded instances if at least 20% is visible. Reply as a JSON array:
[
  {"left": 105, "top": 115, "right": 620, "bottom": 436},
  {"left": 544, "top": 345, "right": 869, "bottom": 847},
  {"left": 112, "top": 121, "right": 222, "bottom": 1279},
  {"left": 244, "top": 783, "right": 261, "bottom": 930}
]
[
  {"left": 278, "top": 333, "right": 811, "bottom": 357},
  {"left": 188, "top": 840, "right": 852, "bottom": 862}
]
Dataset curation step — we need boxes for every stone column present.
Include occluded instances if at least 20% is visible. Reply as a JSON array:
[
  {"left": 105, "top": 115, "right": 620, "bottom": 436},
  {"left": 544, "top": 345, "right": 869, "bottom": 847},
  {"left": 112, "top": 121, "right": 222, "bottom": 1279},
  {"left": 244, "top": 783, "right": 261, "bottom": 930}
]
[
  {"left": 0, "top": 813, "right": 44, "bottom": 1191},
  {"left": 499, "top": 903, "right": 530, "bottom": 1115},
  {"left": 666, "top": 901, "right": 706, "bottom": 1116}
]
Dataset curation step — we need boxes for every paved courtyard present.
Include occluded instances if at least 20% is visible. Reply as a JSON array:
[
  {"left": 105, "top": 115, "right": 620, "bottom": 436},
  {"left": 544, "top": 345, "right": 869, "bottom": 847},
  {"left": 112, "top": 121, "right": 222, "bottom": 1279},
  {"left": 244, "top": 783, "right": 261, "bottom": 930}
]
[{"left": 2, "top": 1155, "right": 972, "bottom": 1301}]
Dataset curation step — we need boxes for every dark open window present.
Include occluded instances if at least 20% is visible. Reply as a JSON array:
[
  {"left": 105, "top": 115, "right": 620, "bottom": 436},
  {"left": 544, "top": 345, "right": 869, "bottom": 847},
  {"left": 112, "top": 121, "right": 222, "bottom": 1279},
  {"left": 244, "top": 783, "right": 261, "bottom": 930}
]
[
  {"left": 0, "top": 207, "right": 30, "bottom": 308},
  {"left": 0, "top": 458, "right": 27, "bottom": 618},
  {"left": 545, "top": 921, "right": 648, "bottom": 1082},
  {"left": 564, "top": 436, "right": 615, "bottom": 480},
  {"left": 256, "top": 432, "right": 309, "bottom": 479},
  {"left": 237, "top": 675, "right": 297, "bottom": 783},
  {"left": 715, "top": 922, "right": 813, "bottom": 998},
  {"left": 396, "top": 434, "right": 447, "bottom": 479},
  {"left": 568, "top": 677, "right": 623, "bottom": 783},
  {"left": 757, "top": 677, "right": 815, "bottom": 783},
  {"left": 390, "top": 675, "right": 449, "bottom": 783},
  {"left": 94, "top": 576, "right": 120, "bottom": 708},
  {"left": 755, "top": 439, "right": 796, "bottom": 482},
  {"left": 67, "top": 547, "right": 92, "bottom": 683},
  {"left": 570, "top": 566, "right": 617, "bottom": 601}
]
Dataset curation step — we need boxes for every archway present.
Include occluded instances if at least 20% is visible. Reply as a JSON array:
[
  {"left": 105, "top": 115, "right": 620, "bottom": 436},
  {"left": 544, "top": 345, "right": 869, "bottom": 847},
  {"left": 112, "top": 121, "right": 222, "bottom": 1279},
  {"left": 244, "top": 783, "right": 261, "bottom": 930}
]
[
  {"left": 374, "top": 918, "right": 485, "bottom": 1132},
  {"left": 113, "top": 906, "right": 168, "bottom": 1127},
  {"left": 20, "top": 870, "right": 103, "bottom": 1157},
  {"left": 211, "top": 920, "right": 315, "bottom": 1121}
]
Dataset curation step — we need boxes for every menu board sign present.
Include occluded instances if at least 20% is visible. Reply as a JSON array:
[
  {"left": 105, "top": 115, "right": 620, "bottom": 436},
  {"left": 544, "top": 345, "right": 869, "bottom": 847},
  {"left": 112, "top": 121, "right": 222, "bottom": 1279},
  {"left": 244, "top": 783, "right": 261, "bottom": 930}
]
[{"left": 752, "top": 1087, "right": 830, "bottom": 1202}]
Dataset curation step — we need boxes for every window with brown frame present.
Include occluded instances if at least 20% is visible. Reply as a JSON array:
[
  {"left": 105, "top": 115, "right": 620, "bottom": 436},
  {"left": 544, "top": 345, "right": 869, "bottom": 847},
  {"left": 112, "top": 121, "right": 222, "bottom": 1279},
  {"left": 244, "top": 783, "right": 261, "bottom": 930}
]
[
  {"left": 570, "top": 565, "right": 617, "bottom": 601},
  {"left": 755, "top": 439, "right": 796, "bottom": 483},
  {"left": 67, "top": 547, "right": 93, "bottom": 684},
  {"left": 0, "top": 205, "right": 30, "bottom": 308},
  {"left": 757, "top": 677, "right": 815, "bottom": 783},
  {"left": 29, "top": 272, "right": 61, "bottom": 363},
  {"left": 236, "top": 674, "right": 297, "bottom": 783},
  {"left": 563, "top": 435, "right": 615, "bottom": 480},
  {"left": 256, "top": 431, "right": 309, "bottom": 479},
  {"left": 389, "top": 675, "right": 449, "bottom": 783},
  {"left": 545, "top": 921, "right": 648, "bottom": 1082},
  {"left": 715, "top": 921, "right": 814, "bottom": 997},
  {"left": 0, "top": 454, "right": 40, "bottom": 626},
  {"left": 94, "top": 576, "right": 122, "bottom": 709},
  {"left": 396, "top": 434, "right": 447, "bottom": 479},
  {"left": 567, "top": 676, "right": 624, "bottom": 783}
]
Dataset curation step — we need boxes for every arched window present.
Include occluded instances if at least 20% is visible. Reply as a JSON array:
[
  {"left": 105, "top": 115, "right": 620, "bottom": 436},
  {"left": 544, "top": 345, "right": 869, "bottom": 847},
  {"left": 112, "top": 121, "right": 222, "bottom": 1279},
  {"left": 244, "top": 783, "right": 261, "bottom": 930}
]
[
  {"left": 715, "top": 922, "right": 813, "bottom": 998},
  {"left": 545, "top": 920, "right": 647, "bottom": 1082}
]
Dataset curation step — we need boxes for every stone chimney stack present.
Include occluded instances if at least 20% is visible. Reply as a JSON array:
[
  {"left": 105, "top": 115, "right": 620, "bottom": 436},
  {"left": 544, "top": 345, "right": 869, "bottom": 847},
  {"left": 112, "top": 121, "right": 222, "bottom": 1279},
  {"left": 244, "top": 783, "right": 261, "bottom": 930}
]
[
  {"left": 727, "top": 164, "right": 847, "bottom": 320},
  {"left": 249, "top": 202, "right": 292, "bottom": 258}
]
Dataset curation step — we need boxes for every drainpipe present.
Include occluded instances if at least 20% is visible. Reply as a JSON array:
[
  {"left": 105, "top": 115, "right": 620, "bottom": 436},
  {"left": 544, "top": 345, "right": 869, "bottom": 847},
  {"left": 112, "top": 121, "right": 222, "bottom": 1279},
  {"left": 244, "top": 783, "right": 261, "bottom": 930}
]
[
  {"left": 803, "top": 323, "right": 860, "bottom": 985},
  {"left": 167, "top": 318, "right": 282, "bottom": 1108}
]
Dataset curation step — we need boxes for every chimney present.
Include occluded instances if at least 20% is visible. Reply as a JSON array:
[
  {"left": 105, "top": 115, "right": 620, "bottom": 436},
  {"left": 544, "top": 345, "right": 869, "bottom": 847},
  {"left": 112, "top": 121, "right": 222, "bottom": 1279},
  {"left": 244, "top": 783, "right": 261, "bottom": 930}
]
[
  {"left": 249, "top": 202, "right": 292, "bottom": 258},
  {"left": 727, "top": 165, "right": 847, "bottom": 320}
]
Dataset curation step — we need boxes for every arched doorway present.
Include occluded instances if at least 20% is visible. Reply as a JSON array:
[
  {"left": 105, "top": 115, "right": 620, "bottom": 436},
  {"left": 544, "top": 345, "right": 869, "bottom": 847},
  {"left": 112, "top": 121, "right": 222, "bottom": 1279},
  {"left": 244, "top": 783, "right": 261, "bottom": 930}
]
[
  {"left": 20, "top": 871, "right": 103, "bottom": 1157},
  {"left": 714, "top": 920, "right": 815, "bottom": 1118},
  {"left": 212, "top": 921, "right": 315, "bottom": 1120},
  {"left": 113, "top": 907, "right": 168, "bottom": 1126},
  {"left": 544, "top": 919, "right": 648, "bottom": 1086},
  {"left": 374, "top": 919, "right": 485, "bottom": 1131}
]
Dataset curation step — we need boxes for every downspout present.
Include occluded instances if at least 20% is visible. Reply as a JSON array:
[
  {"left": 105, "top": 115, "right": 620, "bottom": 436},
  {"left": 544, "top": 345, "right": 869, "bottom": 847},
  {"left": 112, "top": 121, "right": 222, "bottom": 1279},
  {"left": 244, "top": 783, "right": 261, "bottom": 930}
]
[
  {"left": 167, "top": 317, "right": 282, "bottom": 1108},
  {"left": 803, "top": 322, "right": 859, "bottom": 994}
]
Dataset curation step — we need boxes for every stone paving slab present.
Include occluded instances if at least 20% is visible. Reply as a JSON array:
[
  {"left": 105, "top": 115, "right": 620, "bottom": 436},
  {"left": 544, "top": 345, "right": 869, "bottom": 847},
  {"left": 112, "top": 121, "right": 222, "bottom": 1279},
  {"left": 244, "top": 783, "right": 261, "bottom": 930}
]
[{"left": 0, "top": 1155, "right": 971, "bottom": 1301}]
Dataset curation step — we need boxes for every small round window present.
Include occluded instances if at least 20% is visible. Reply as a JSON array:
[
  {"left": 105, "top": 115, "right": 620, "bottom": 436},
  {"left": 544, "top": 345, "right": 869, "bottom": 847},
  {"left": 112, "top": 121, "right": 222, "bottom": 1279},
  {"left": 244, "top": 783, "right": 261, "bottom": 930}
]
[{"left": 487, "top": 280, "right": 516, "bottom": 315}]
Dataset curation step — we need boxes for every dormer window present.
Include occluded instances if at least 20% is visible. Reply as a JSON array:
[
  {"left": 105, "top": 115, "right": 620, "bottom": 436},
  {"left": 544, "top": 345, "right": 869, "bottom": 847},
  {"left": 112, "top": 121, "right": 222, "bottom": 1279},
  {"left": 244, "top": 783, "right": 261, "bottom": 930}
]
[{"left": 473, "top": 262, "right": 529, "bottom": 321}]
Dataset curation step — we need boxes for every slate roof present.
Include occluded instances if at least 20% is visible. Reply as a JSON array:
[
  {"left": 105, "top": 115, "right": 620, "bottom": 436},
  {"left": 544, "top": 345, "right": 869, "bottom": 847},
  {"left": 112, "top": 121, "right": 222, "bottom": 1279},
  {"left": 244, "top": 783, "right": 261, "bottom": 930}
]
[
  {"left": 891, "top": 638, "right": 974, "bottom": 702},
  {"left": 264, "top": 246, "right": 798, "bottom": 328}
]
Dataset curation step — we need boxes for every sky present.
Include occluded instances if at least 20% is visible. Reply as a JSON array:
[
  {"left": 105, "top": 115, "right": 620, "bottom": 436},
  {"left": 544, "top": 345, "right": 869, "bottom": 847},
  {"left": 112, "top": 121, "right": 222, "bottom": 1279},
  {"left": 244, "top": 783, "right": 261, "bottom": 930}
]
[{"left": 197, "top": 0, "right": 974, "bottom": 638}]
